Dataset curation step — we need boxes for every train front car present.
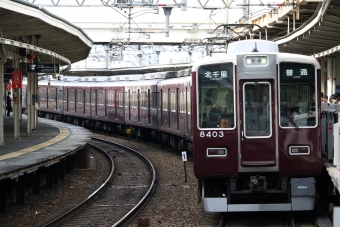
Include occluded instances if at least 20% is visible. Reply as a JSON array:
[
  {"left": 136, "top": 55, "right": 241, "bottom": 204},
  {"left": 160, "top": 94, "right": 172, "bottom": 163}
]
[{"left": 192, "top": 40, "right": 323, "bottom": 212}]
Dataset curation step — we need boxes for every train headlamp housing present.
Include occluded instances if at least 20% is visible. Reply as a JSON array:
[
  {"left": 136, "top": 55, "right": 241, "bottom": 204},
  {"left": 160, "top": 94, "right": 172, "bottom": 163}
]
[
  {"left": 207, "top": 148, "right": 227, "bottom": 157},
  {"left": 244, "top": 56, "right": 268, "bottom": 66},
  {"left": 289, "top": 146, "right": 310, "bottom": 155}
]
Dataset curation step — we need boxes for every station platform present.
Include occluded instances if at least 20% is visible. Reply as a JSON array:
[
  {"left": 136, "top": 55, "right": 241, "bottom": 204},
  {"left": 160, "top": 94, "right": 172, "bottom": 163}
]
[{"left": 0, "top": 115, "right": 92, "bottom": 180}]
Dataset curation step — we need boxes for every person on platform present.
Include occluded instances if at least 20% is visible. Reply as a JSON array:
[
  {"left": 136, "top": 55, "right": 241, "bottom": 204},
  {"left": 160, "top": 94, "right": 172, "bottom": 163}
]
[{"left": 6, "top": 92, "right": 12, "bottom": 116}]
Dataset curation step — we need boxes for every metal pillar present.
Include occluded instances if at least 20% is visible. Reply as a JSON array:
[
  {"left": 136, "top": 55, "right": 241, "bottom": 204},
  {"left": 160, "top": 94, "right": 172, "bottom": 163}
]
[
  {"left": 327, "top": 58, "right": 334, "bottom": 98},
  {"left": 34, "top": 74, "right": 38, "bottom": 129},
  {"left": 13, "top": 87, "right": 20, "bottom": 140},
  {"left": 333, "top": 57, "right": 337, "bottom": 93},
  {"left": 30, "top": 74, "right": 35, "bottom": 131},
  {"left": 320, "top": 59, "right": 326, "bottom": 96},
  {"left": 287, "top": 16, "right": 290, "bottom": 35},
  {"left": 27, "top": 73, "right": 32, "bottom": 136},
  {"left": 188, "top": 51, "right": 192, "bottom": 63},
  {"left": 155, "top": 51, "right": 160, "bottom": 65},
  {"left": 19, "top": 87, "right": 22, "bottom": 122},
  {"left": 336, "top": 56, "right": 340, "bottom": 89},
  {"left": 0, "top": 63, "right": 5, "bottom": 145},
  {"left": 162, "top": 7, "right": 173, "bottom": 37},
  {"left": 0, "top": 54, "right": 7, "bottom": 145}
]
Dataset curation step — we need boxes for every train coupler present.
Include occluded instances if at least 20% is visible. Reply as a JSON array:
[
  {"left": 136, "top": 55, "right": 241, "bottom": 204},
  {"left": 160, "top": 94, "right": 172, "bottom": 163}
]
[{"left": 249, "top": 175, "right": 267, "bottom": 191}]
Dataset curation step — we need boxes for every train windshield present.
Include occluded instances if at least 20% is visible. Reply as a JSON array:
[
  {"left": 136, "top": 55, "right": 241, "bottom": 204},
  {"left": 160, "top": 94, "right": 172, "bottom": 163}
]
[
  {"left": 279, "top": 63, "right": 316, "bottom": 128},
  {"left": 197, "top": 63, "right": 234, "bottom": 129}
]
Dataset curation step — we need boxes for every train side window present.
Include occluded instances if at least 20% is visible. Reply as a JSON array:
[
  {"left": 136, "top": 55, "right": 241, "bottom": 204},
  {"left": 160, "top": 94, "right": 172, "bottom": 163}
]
[
  {"left": 163, "top": 90, "right": 168, "bottom": 111},
  {"left": 187, "top": 89, "right": 191, "bottom": 114},
  {"left": 118, "top": 91, "right": 123, "bottom": 107}
]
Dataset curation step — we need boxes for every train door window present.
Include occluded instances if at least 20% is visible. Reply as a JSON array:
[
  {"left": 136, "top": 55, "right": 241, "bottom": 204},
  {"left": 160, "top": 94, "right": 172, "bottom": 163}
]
[
  {"left": 75, "top": 90, "right": 78, "bottom": 113},
  {"left": 65, "top": 89, "right": 68, "bottom": 111},
  {"left": 243, "top": 82, "right": 271, "bottom": 137},
  {"left": 126, "top": 90, "right": 131, "bottom": 120},
  {"left": 86, "top": 90, "right": 90, "bottom": 104},
  {"left": 91, "top": 90, "right": 96, "bottom": 116},
  {"left": 148, "top": 89, "right": 151, "bottom": 124},
  {"left": 197, "top": 63, "right": 234, "bottom": 129},
  {"left": 152, "top": 90, "right": 157, "bottom": 109},
  {"left": 279, "top": 63, "right": 316, "bottom": 128}
]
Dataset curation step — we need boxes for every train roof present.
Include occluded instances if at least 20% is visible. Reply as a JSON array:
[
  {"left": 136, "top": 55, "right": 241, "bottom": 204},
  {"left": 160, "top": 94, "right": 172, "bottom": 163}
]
[
  {"left": 156, "top": 75, "right": 191, "bottom": 85},
  {"left": 227, "top": 40, "right": 279, "bottom": 54},
  {"left": 66, "top": 63, "right": 192, "bottom": 77}
]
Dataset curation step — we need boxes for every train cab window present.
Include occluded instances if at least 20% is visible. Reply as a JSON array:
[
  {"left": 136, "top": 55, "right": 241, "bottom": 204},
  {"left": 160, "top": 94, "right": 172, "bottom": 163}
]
[
  {"left": 279, "top": 63, "right": 316, "bottom": 128},
  {"left": 197, "top": 63, "right": 234, "bottom": 129}
]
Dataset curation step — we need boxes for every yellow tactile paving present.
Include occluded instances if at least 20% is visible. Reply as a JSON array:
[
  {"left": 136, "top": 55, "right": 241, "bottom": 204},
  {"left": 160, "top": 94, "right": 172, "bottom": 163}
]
[{"left": 0, "top": 124, "right": 69, "bottom": 161}]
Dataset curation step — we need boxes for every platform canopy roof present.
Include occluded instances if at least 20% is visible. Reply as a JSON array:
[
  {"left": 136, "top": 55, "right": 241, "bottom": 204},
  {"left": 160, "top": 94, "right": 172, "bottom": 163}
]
[{"left": 0, "top": 0, "right": 93, "bottom": 68}]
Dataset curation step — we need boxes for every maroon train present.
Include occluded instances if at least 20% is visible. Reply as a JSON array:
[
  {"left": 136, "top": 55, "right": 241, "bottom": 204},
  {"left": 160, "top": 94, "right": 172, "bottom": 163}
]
[{"left": 22, "top": 39, "right": 323, "bottom": 212}]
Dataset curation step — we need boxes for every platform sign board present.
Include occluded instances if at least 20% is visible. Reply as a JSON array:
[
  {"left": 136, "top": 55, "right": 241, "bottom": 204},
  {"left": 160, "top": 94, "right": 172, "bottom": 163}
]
[
  {"left": 12, "top": 71, "right": 22, "bottom": 89},
  {"left": 27, "top": 63, "right": 60, "bottom": 73},
  {"left": 4, "top": 68, "right": 14, "bottom": 80}
]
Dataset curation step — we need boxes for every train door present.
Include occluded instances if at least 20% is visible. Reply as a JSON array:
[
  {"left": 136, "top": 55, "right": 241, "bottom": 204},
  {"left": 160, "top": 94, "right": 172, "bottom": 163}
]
[
  {"left": 65, "top": 88, "right": 68, "bottom": 113},
  {"left": 128, "top": 89, "right": 131, "bottom": 121},
  {"left": 239, "top": 80, "right": 276, "bottom": 167},
  {"left": 114, "top": 90, "right": 117, "bottom": 120},
  {"left": 105, "top": 90, "right": 107, "bottom": 118},
  {"left": 160, "top": 89, "right": 163, "bottom": 127},
  {"left": 91, "top": 89, "right": 97, "bottom": 117},
  {"left": 168, "top": 89, "right": 171, "bottom": 128},
  {"left": 54, "top": 88, "right": 57, "bottom": 110},
  {"left": 148, "top": 89, "right": 151, "bottom": 124},
  {"left": 176, "top": 88, "right": 179, "bottom": 131}
]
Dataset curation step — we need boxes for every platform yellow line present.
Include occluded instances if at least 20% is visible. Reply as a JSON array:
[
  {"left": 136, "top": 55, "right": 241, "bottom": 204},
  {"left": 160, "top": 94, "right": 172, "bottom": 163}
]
[{"left": 0, "top": 126, "right": 70, "bottom": 161}]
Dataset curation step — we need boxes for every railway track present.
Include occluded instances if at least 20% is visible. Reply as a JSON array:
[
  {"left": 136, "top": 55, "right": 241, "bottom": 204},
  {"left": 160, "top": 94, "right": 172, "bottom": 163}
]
[{"left": 41, "top": 137, "right": 156, "bottom": 227}]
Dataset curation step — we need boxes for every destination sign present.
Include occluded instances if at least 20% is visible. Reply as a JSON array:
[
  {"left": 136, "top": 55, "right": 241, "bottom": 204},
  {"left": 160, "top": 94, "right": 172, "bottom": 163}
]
[
  {"left": 280, "top": 63, "right": 315, "bottom": 84},
  {"left": 198, "top": 63, "right": 233, "bottom": 83}
]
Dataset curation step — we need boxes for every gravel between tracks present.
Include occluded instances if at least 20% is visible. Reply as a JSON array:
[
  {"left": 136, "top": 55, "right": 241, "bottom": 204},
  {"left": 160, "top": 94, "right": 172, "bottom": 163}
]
[{"left": 0, "top": 133, "right": 219, "bottom": 227}]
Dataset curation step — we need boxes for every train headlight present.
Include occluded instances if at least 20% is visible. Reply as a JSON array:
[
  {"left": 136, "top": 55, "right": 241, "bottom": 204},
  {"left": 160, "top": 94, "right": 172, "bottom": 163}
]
[
  {"left": 289, "top": 146, "right": 310, "bottom": 155},
  {"left": 244, "top": 56, "right": 268, "bottom": 66},
  {"left": 207, "top": 148, "right": 227, "bottom": 157}
]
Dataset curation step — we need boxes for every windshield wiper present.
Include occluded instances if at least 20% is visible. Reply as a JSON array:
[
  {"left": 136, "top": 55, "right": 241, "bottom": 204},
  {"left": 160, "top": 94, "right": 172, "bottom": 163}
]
[{"left": 281, "top": 109, "right": 300, "bottom": 131}]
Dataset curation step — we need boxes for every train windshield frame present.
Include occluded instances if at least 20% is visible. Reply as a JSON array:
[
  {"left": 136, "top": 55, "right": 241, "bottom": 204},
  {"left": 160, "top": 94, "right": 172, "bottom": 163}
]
[
  {"left": 197, "top": 63, "right": 235, "bottom": 129},
  {"left": 279, "top": 62, "right": 317, "bottom": 128}
]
